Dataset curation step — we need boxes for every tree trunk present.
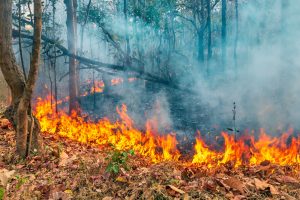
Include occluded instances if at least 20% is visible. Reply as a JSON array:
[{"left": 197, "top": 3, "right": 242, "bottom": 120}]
[
  {"left": 233, "top": 0, "right": 239, "bottom": 73},
  {"left": 221, "top": 0, "right": 227, "bottom": 69},
  {"left": 197, "top": 30, "right": 204, "bottom": 63},
  {"left": 124, "top": 0, "right": 131, "bottom": 62},
  {"left": 64, "top": 0, "right": 79, "bottom": 114},
  {"left": 206, "top": 0, "right": 212, "bottom": 75},
  {"left": 0, "top": 0, "right": 42, "bottom": 158},
  {"left": 197, "top": 0, "right": 205, "bottom": 63}
]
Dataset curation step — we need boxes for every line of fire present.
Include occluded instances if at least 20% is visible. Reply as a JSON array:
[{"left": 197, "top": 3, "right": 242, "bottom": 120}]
[{"left": 0, "top": 0, "right": 299, "bottom": 199}]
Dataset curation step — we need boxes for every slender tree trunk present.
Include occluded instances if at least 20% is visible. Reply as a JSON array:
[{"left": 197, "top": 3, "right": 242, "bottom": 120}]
[
  {"left": 221, "top": 0, "right": 227, "bottom": 69},
  {"left": 64, "top": 0, "right": 79, "bottom": 114},
  {"left": 52, "top": 0, "right": 58, "bottom": 113},
  {"left": 18, "top": 0, "right": 26, "bottom": 79},
  {"left": 206, "top": 0, "right": 212, "bottom": 75},
  {"left": 80, "top": 0, "right": 92, "bottom": 58},
  {"left": 197, "top": 0, "right": 205, "bottom": 63},
  {"left": 197, "top": 30, "right": 204, "bottom": 63},
  {"left": 124, "top": 0, "right": 131, "bottom": 62},
  {"left": 0, "top": 0, "right": 42, "bottom": 158},
  {"left": 0, "top": 0, "right": 25, "bottom": 108},
  {"left": 234, "top": 0, "right": 239, "bottom": 73}
]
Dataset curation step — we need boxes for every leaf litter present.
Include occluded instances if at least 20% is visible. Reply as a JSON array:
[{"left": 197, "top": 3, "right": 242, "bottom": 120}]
[{"left": 0, "top": 118, "right": 299, "bottom": 199}]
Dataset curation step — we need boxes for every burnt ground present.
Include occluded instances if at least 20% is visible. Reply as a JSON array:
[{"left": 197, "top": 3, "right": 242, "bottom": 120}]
[{"left": 76, "top": 81, "right": 298, "bottom": 156}]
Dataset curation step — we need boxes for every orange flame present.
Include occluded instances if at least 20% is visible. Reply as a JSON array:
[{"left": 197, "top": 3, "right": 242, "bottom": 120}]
[
  {"left": 34, "top": 95, "right": 300, "bottom": 167},
  {"left": 111, "top": 78, "right": 124, "bottom": 86},
  {"left": 35, "top": 95, "right": 180, "bottom": 163},
  {"left": 192, "top": 130, "right": 299, "bottom": 167}
]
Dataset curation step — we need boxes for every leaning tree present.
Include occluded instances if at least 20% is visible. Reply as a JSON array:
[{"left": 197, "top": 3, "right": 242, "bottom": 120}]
[{"left": 0, "top": 0, "right": 42, "bottom": 158}]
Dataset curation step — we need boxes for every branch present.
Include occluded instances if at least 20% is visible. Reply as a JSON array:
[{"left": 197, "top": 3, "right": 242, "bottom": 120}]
[{"left": 12, "top": 29, "right": 192, "bottom": 93}]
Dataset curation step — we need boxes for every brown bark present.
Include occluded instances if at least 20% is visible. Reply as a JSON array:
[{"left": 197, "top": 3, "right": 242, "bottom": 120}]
[
  {"left": 64, "top": 0, "right": 79, "bottom": 114},
  {"left": 0, "top": 0, "right": 42, "bottom": 158},
  {"left": 0, "top": 0, "right": 25, "bottom": 109}
]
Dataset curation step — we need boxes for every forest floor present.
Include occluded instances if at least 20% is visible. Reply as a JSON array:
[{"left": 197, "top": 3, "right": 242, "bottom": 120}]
[{"left": 0, "top": 117, "right": 299, "bottom": 200}]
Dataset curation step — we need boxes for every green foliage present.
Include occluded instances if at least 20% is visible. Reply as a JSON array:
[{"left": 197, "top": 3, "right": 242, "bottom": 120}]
[
  {"left": 15, "top": 175, "right": 28, "bottom": 190},
  {"left": 106, "top": 148, "right": 134, "bottom": 175},
  {"left": 0, "top": 187, "right": 4, "bottom": 200}
]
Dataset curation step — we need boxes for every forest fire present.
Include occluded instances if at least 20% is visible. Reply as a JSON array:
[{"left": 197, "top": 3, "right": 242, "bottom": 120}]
[
  {"left": 82, "top": 77, "right": 136, "bottom": 96},
  {"left": 34, "top": 95, "right": 300, "bottom": 169}
]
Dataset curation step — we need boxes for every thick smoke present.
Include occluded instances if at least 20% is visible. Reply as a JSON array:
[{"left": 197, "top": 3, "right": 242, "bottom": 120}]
[{"left": 192, "top": 0, "right": 300, "bottom": 132}]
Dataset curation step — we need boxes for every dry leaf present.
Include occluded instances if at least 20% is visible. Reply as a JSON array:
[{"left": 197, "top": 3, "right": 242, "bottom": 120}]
[
  {"left": 281, "top": 192, "right": 297, "bottom": 200},
  {"left": 276, "top": 175, "right": 299, "bottom": 185},
  {"left": 0, "top": 119, "right": 10, "bottom": 129},
  {"left": 115, "top": 176, "right": 127, "bottom": 183},
  {"left": 232, "top": 195, "right": 247, "bottom": 200},
  {"left": 223, "top": 177, "right": 245, "bottom": 194},
  {"left": 102, "top": 197, "right": 113, "bottom": 200},
  {"left": 0, "top": 169, "right": 15, "bottom": 187},
  {"left": 166, "top": 185, "right": 185, "bottom": 194},
  {"left": 59, "top": 151, "right": 69, "bottom": 166},
  {"left": 254, "top": 178, "right": 269, "bottom": 190},
  {"left": 183, "top": 193, "right": 190, "bottom": 200},
  {"left": 254, "top": 178, "right": 279, "bottom": 195},
  {"left": 59, "top": 152, "right": 76, "bottom": 166}
]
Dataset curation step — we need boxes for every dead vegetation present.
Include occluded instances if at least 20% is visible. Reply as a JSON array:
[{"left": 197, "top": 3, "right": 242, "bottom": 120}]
[{"left": 0, "top": 118, "right": 299, "bottom": 200}]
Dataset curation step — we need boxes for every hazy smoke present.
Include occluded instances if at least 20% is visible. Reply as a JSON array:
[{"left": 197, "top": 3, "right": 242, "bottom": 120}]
[
  {"left": 192, "top": 0, "right": 300, "bottom": 132},
  {"left": 29, "top": 0, "right": 300, "bottom": 134}
]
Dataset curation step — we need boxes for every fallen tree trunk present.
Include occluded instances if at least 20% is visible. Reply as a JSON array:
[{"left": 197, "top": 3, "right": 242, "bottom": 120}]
[{"left": 12, "top": 27, "right": 193, "bottom": 93}]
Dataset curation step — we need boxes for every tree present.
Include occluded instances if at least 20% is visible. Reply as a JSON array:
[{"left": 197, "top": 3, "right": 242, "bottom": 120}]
[
  {"left": 64, "top": 0, "right": 79, "bottom": 114},
  {"left": 0, "top": 0, "right": 42, "bottom": 158},
  {"left": 221, "top": 0, "right": 227, "bottom": 69},
  {"left": 206, "top": 0, "right": 212, "bottom": 74},
  {"left": 233, "top": 0, "right": 239, "bottom": 73}
]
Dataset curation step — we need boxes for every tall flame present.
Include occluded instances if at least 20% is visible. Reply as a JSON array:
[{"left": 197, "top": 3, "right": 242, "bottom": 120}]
[
  {"left": 35, "top": 95, "right": 180, "bottom": 163},
  {"left": 34, "top": 95, "right": 300, "bottom": 167}
]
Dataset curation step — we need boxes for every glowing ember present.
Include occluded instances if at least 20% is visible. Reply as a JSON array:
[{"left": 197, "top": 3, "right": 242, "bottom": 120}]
[
  {"left": 111, "top": 78, "right": 123, "bottom": 86},
  {"left": 128, "top": 77, "right": 137, "bottom": 82},
  {"left": 91, "top": 80, "right": 105, "bottom": 93},
  {"left": 81, "top": 77, "right": 137, "bottom": 96},
  {"left": 34, "top": 95, "right": 300, "bottom": 167}
]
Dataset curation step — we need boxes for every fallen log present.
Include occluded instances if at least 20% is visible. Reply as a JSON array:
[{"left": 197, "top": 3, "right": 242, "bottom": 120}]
[{"left": 12, "top": 29, "right": 193, "bottom": 93}]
